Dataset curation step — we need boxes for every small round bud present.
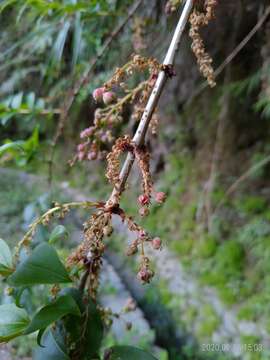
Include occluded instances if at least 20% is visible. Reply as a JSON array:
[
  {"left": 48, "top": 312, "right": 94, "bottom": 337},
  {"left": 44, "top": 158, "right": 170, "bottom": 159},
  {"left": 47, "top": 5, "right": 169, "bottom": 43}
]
[
  {"left": 77, "top": 143, "right": 85, "bottom": 152},
  {"left": 139, "top": 207, "right": 149, "bottom": 217},
  {"left": 138, "top": 230, "right": 147, "bottom": 240},
  {"left": 138, "top": 194, "right": 150, "bottom": 206},
  {"left": 137, "top": 267, "right": 154, "bottom": 284},
  {"left": 80, "top": 127, "right": 95, "bottom": 139},
  {"left": 154, "top": 192, "right": 166, "bottom": 204},
  {"left": 103, "top": 91, "right": 117, "bottom": 105},
  {"left": 93, "top": 87, "right": 105, "bottom": 102},
  {"left": 152, "top": 237, "right": 162, "bottom": 250},
  {"left": 87, "top": 151, "right": 97, "bottom": 161},
  {"left": 126, "top": 243, "right": 138, "bottom": 256},
  {"left": 103, "top": 225, "right": 113, "bottom": 237}
]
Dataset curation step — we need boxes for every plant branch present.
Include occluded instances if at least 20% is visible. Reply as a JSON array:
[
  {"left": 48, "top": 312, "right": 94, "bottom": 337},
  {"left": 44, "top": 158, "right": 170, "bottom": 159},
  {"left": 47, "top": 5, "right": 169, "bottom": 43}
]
[
  {"left": 107, "top": 0, "right": 194, "bottom": 205},
  {"left": 48, "top": 0, "right": 143, "bottom": 184},
  {"left": 15, "top": 200, "right": 100, "bottom": 258}
]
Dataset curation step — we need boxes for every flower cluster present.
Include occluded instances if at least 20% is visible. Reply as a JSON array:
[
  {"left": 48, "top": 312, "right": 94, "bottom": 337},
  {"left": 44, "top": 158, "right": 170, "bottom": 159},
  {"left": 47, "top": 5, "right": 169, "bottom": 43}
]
[
  {"left": 73, "top": 55, "right": 160, "bottom": 164},
  {"left": 132, "top": 16, "right": 147, "bottom": 53},
  {"left": 189, "top": 0, "right": 217, "bottom": 87}
]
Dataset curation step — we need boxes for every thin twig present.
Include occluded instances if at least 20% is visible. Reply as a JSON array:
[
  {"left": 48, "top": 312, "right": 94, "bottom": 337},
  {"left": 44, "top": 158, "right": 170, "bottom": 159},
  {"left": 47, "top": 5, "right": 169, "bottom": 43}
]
[
  {"left": 107, "top": 0, "right": 194, "bottom": 205},
  {"left": 187, "top": 5, "right": 270, "bottom": 105},
  {"left": 48, "top": 0, "right": 143, "bottom": 185}
]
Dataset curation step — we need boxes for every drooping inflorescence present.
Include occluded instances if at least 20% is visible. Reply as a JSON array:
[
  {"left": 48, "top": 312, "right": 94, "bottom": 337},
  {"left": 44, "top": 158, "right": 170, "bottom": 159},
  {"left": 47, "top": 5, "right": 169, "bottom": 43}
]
[
  {"left": 189, "top": 0, "right": 217, "bottom": 87},
  {"left": 73, "top": 55, "right": 160, "bottom": 164}
]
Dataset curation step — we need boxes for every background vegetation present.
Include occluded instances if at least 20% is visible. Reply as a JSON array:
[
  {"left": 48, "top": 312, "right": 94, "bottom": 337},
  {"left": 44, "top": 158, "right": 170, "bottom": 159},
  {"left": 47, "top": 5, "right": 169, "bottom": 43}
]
[{"left": 1, "top": 0, "right": 270, "bottom": 359}]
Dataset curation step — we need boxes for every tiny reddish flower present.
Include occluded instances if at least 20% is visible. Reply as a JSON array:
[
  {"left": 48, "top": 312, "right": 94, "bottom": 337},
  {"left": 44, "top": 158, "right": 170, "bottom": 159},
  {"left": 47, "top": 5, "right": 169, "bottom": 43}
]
[
  {"left": 103, "top": 91, "right": 117, "bottom": 105},
  {"left": 87, "top": 151, "right": 97, "bottom": 161},
  {"left": 139, "top": 207, "right": 149, "bottom": 217},
  {"left": 93, "top": 87, "right": 105, "bottom": 102},
  {"left": 80, "top": 127, "right": 94, "bottom": 139},
  {"left": 138, "top": 229, "right": 147, "bottom": 240},
  {"left": 137, "top": 267, "right": 154, "bottom": 284},
  {"left": 152, "top": 237, "right": 162, "bottom": 250},
  {"left": 138, "top": 194, "right": 150, "bottom": 206},
  {"left": 154, "top": 192, "right": 166, "bottom": 204},
  {"left": 77, "top": 143, "right": 85, "bottom": 152}
]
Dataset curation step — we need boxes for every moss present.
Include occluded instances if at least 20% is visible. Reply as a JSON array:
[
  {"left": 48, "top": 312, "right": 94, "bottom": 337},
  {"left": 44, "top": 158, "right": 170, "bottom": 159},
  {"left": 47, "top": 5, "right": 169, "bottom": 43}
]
[
  {"left": 197, "top": 304, "right": 220, "bottom": 338},
  {"left": 217, "top": 286, "right": 237, "bottom": 306},
  {"left": 184, "top": 305, "right": 199, "bottom": 325},
  {"left": 236, "top": 196, "right": 267, "bottom": 215},
  {"left": 194, "top": 235, "right": 217, "bottom": 259},
  {"left": 237, "top": 305, "right": 256, "bottom": 321},
  {"left": 172, "top": 237, "right": 194, "bottom": 256},
  {"left": 214, "top": 240, "right": 245, "bottom": 276}
]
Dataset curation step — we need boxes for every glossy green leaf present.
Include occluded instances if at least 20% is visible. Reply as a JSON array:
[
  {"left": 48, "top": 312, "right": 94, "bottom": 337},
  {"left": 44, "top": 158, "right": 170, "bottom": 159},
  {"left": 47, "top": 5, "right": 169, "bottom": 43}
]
[
  {"left": 49, "top": 225, "right": 69, "bottom": 244},
  {"left": 0, "top": 239, "right": 14, "bottom": 276},
  {"left": 84, "top": 299, "right": 103, "bottom": 358},
  {"left": 0, "top": 304, "right": 30, "bottom": 342},
  {"left": 8, "top": 243, "right": 71, "bottom": 286},
  {"left": 0, "top": 141, "right": 25, "bottom": 156},
  {"left": 104, "top": 346, "right": 158, "bottom": 360},
  {"left": 25, "top": 295, "right": 81, "bottom": 334},
  {"left": 33, "top": 329, "right": 69, "bottom": 360},
  {"left": 64, "top": 291, "right": 103, "bottom": 358}
]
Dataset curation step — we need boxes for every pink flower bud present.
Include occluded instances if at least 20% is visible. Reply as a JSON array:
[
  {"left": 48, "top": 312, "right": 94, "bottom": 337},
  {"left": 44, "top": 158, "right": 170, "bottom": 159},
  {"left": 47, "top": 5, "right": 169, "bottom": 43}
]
[
  {"left": 138, "top": 230, "right": 147, "bottom": 240},
  {"left": 137, "top": 267, "right": 154, "bottom": 284},
  {"left": 139, "top": 207, "right": 149, "bottom": 217},
  {"left": 80, "top": 127, "right": 94, "bottom": 139},
  {"left": 77, "top": 143, "right": 85, "bottom": 152},
  {"left": 78, "top": 151, "right": 85, "bottom": 161},
  {"left": 154, "top": 192, "right": 167, "bottom": 204},
  {"left": 103, "top": 91, "right": 116, "bottom": 105},
  {"left": 93, "top": 87, "right": 105, "bottom": 102},
  {"left": 87, "top": 151, "right": 97, "bottom": 161},
  {"left": 152, "top": 237, "right": 162, "bottom": 250},
  {"left": 138, "top": 194, "right": 150, "bottom": 206}
]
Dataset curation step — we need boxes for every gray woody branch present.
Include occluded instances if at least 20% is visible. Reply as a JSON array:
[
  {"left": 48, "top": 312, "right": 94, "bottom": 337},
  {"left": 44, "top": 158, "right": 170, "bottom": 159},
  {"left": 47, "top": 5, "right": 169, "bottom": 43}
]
[{"left": 108, "top": 0, "right": 194, "bottom": 205}]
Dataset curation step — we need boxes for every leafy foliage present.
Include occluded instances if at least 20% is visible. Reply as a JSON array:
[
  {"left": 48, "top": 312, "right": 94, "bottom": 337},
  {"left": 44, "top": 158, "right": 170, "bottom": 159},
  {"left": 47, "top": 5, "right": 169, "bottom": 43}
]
[
  {"left": 0, "top": 304, "right": 30, "bottom": 342},
  {"left": 0, "top": 239, "right": 13, "bottom": 276},
  {"left": 8, "top": 243, "right": 71, "bottom": 286}
]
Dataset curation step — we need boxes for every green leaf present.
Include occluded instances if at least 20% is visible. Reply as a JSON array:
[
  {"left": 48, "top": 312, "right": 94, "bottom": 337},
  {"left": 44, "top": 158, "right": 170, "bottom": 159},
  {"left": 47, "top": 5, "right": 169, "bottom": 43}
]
[
  {"left": 52, "top": 21, "right": 71, "bottom": 63},
  {"left": 0, "top": 141, "right": 25, "bottom": 156},
  {"left": 33, "top": 329, "right": 69, "bottom": 360},
  {"left": 84, "top": 299, "right": 103, "bottom": 358},
  {"left": 49, "top": 226, "right": 69, "bottom": 244},
  {"left": 64, "top": 291, "right": 103, "bottom": 358},
  {"left": 0, "top": 304, "right": 30, "bottom": 342},
  {"left": 8, "top": 243, "right": 71, "bottom": 286},
  {"left": 104, "top": 346, "right": 158, "bottom": 360},
  {"left": 25, "top": 295, "right": 81, "bottom": 335},
  {"left": 0, "top": 239, "right": 14, "bottom": 276}
]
